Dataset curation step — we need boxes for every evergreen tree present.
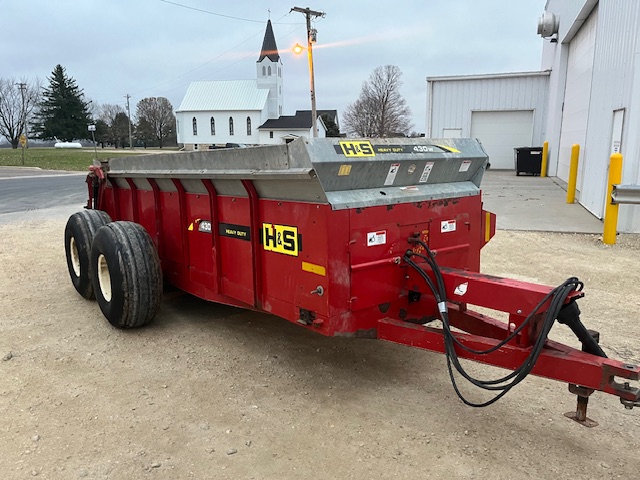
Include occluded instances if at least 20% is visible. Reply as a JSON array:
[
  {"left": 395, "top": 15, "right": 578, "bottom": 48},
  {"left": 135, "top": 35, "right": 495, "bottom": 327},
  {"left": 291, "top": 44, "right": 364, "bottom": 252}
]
[
  {"left": 34, "top": 65, "right": 91, "bottom": 142},
  {"left": 93, "top": 119, "right": 109, "bottom": 148},
  {"left": 112, "top": 112, "right": 133, "bottom": 148}
]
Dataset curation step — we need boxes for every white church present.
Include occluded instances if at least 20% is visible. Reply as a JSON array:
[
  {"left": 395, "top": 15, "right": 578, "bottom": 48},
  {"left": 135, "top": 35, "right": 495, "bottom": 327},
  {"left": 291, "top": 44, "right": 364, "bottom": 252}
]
[{"left": 176, "top": 20, "right": 337, "bottom": 150}]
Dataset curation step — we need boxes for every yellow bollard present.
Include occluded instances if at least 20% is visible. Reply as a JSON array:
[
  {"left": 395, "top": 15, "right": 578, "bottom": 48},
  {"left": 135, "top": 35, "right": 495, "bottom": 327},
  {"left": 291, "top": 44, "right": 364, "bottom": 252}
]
[
  {"left": 603, "top": 153, "right": 623, "bottom": 245},
  {"left": 541, "top": 141, "right": 549, "bottom": 178},
  {"left": 566, "top": 144, "right": 580, "bottom": 203}
]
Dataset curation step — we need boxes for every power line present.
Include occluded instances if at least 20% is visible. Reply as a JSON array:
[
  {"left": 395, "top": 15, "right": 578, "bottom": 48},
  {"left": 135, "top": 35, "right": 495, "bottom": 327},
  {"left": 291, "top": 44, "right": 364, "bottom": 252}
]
[
  {"left": 159, "top": 0, "right": 299, "bottom": 24},
  {"left": 94, "top": 11, "right": 303, "bottom": 105},
  {"left": 128, "top": 29, "right": 266, "bottom": 97},
  {"left": 114, "top": 15, "right": 303, "bottom": 101}
]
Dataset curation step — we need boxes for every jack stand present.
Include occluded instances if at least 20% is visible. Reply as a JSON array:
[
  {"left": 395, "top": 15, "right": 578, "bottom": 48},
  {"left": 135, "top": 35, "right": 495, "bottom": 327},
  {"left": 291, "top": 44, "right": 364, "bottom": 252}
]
[
  {"left": 563, "top": 327, "right": 602, "bottom": 427},
  {"left": 565, "top": 384, "right": 598, "bottom": 427}
]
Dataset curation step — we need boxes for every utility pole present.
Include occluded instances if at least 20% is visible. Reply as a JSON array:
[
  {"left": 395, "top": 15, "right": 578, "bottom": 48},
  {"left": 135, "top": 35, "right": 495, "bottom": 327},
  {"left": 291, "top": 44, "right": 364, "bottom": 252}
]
[
  {"left": 125, "top": 94, "right": 133, "bottom": 149},
  {"left": 16, "top": 82, "right": 27, "bottom": 165},
  {"left": 291, "top": 6, "right": 325, "bottom": 138}
]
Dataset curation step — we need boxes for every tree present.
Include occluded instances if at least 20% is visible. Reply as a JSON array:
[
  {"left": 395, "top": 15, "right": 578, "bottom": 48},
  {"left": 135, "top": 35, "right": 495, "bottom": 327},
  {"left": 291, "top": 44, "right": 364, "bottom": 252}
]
[
  {"left": 93, "top": 119, "right": 109, "bottom": 148},
  {"left": 96, "top": 103, "right": 125, "bottom": 146},
  {"left": 0, "top": 77, "right": 40, "bottom": 148},
  {"left": 135, "top": 97, "right": 176, "bottom": 148},
  {"left": 112, "top": 112, "right": 133, "bottom": 148},
  {"left": 343, "top": 65, "right": 413, "bottom": 138},
  {"left": 33, "top": 65, "right": 91, "bottom": 142},
  {"left": 98, "top": 103, "right": 125, "bottom": 127}
]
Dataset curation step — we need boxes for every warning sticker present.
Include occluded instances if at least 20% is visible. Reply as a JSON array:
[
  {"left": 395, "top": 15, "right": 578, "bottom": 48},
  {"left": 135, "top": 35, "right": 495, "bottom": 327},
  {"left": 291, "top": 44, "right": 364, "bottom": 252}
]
[
  {"left": 441, "top": 220, "right": 456, "bottom": 233},
  {"left": 367, "top": 230, "right": 387, "bottom": 247},
  {"left": 384, "top": 163, "right": 401, "bottom": 186},
  {"left": 419, "top": 162, "right": 435, "bottom": 183},
  {"left": 459, "top": 160, "right": 472, "bottom": 172},
  {"left": 454, "top": 282, "right": 468, "bottom": 296}
]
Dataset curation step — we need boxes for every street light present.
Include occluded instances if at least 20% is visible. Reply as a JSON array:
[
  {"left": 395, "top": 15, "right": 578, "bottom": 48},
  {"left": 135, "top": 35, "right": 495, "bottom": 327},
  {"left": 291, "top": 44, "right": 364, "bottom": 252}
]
[
  {"left": 293, "top": 38, "right": 317, "bottom": 138},
  {"left": 291, "top": 6, "right": 325, "bottom": 138}
]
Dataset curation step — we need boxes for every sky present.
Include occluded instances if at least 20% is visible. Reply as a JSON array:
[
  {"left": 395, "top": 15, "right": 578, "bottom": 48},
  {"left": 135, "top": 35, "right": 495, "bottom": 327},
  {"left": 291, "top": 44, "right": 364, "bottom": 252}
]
[{"left": 1, "top": 0, "right": 547, "bottom": 134}]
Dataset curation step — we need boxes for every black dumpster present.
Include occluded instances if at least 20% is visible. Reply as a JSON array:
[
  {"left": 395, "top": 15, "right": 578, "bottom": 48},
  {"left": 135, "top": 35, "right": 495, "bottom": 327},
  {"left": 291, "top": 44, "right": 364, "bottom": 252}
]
[{"left": 514, "top": 147, "right": 543, "bottom": 176}]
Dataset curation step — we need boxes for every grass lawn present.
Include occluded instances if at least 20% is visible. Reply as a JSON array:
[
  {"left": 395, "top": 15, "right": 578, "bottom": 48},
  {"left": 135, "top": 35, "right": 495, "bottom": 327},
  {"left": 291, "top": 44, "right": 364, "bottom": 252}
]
[{"left": 0, "top": 148, "right": 146, "bottom": 171}]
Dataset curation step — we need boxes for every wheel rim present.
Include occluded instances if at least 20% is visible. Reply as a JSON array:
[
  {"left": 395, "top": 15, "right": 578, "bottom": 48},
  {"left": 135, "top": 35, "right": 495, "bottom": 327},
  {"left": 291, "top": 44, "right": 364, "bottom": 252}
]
[
  {"left": 70, "top": 237, "right": 81, "bottom": 277},
  {"left": 97, "top": 254, "right": 112, "bottom": 302}
]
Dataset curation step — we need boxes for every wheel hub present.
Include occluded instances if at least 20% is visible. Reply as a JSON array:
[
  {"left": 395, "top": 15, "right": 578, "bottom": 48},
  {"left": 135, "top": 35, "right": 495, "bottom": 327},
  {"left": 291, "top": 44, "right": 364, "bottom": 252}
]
[
  {"left": 97, "top": 254, "right": 112, "bottom": 302},
  {"left": 70, "top": 237, "right": 81, "bottom": 277}
]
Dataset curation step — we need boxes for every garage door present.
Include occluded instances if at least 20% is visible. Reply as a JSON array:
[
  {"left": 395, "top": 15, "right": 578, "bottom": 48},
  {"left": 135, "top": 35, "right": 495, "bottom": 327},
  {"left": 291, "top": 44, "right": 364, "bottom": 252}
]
[
  {"left": 470, "top": 110, "right": 533, "bottom": 169},
  {"left": 558, "top": 6, "right": 597, "bottom": 211}
]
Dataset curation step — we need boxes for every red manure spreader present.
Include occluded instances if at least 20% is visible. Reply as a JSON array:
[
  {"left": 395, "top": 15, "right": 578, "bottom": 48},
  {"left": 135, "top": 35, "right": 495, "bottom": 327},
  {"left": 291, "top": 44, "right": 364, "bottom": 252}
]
[{"left": 65, "top": 137, "right": 639, "bottom": 425}]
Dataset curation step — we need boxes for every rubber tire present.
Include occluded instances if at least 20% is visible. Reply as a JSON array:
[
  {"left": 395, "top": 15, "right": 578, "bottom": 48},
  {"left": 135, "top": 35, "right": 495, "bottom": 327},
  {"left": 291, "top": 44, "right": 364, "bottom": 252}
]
[
  {"left": 64, "top": 209, "right": 112, "bottom": 299},
  {"left": 90, "top": 221, "right": 162, "bottom": 328}
]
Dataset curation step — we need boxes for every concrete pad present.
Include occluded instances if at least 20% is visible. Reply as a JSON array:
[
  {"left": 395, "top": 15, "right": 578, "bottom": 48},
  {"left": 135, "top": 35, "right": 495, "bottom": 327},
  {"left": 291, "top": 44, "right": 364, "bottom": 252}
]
[{"left": 480, "top": 170, "right": 603, "bottom": 234}]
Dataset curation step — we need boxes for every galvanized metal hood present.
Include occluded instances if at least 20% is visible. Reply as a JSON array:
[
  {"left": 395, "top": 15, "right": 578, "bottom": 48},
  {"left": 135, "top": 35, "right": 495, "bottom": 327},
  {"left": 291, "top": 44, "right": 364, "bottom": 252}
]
[{"left": 105, "top": 137, "right": 488, "bottom": 210}]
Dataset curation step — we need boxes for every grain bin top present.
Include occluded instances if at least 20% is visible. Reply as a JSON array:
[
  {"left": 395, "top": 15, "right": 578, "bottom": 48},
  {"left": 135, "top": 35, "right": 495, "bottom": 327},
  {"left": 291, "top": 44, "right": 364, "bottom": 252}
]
[{"left": 105, "top": 137, "right": 488, "bottom": 210}]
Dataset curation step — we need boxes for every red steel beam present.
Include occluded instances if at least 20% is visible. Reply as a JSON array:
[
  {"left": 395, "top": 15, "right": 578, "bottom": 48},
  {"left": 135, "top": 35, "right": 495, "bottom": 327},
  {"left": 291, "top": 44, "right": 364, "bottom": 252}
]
[{"left": 378, "top": 317, "right": 640, "bottom": 402}]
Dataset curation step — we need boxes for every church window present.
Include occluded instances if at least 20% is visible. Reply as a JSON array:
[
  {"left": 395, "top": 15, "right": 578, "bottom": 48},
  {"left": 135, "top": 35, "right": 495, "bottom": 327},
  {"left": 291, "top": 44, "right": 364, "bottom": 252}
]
[
  {"left": 246, "top": 117, "right": 252, "bottom": 135},
  {"left": 270, "top": 131, "right": 273, "bottom": 139},
  {"left": 229, "top": 117, "right": 234, "bottom": 136},
  {"left": 268, "top": 66, "right": 272, "bottom": 76},
  {"left": 278, "top": 67, "right": 281, "bottom": 77},
  {"left": 192, "top": 117, "right": 197, "bottom": 136},
  {"left": 210, "top": 117, "right": 215, "bottom": 135},
  {"left": 262, "top": 66, "right": 266, "bottom": 76}
]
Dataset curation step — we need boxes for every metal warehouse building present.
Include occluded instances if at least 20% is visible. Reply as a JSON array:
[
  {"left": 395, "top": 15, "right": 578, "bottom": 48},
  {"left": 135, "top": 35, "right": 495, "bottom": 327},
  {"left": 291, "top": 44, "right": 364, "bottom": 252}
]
[{"left": 426, "top": 0, "right": 640, "bottom": 233}]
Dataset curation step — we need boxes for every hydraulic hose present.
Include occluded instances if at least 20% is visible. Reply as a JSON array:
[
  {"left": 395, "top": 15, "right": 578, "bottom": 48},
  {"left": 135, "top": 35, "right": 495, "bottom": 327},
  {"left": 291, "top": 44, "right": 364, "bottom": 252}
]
[{"left": 404, "top": 238, "right": 585, "bottom": 407}]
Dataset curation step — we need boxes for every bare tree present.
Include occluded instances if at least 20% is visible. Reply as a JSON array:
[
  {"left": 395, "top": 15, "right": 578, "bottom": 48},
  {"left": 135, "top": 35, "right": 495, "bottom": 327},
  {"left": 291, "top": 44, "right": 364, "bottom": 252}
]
[
  {"left": 0, "top": 77, "right": 41, "bottom": 148},
  {"left": 135, "top": 97, "right": 175, "bottom": 148},
  {"left": 98, "top": 103, "right": 125, "bottom": 126},
  {"left": 86, "top": 98, "right": 99, "bottom": 121},
  {"left": 343, "top": 65, "right": 413, "bottom": 138}
]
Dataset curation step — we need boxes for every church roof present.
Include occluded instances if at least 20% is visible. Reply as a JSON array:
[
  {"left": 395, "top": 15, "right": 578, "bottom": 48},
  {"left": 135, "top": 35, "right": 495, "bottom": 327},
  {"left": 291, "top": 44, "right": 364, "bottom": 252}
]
[
  {"left": 259, "top": 110, "right": 336, "bottom": 130},
  {"left": 257, "top": 19, "right": 280, "bottom": 62},
  {"left": 176, "top": 80, "right": 269, "bottom": 112}
]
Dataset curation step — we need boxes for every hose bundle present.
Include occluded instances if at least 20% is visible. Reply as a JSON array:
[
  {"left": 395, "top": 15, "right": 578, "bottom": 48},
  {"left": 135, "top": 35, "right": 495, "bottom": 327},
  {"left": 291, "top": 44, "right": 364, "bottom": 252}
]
[{"left": 404, "top": 238, "right": 584, "bottom": 407}]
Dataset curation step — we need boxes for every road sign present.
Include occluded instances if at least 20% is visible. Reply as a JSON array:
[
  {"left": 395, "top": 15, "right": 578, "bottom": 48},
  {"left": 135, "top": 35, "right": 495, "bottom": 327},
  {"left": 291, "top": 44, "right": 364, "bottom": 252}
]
[
  {"left": 88, "top": 124, "right": 96, "bottom": 132},
  {"left": 19, "top": 135, "right": 27, "bottom": 147}
]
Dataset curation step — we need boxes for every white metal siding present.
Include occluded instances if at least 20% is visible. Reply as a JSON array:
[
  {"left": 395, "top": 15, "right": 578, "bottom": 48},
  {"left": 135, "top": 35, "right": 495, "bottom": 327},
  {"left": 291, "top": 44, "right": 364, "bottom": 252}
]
[
  {"left": 427, "top": 74, "right": 548, "bottom": 147},
  {"left": 581, "top": 0, "right": 640, "bottom": 222},
  {"left": 557, "top": 6, "right": 598, "bottom": 197},
  {"left": 470, "top": 111, "right": 534, "bottom": 170}
]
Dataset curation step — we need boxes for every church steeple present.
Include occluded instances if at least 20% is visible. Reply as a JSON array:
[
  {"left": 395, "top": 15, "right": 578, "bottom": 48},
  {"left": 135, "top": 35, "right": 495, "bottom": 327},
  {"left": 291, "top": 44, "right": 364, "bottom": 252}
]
[
  {"left": 256, "top": 19, "right": 283, "bottom": 119},
  {"left": 258, "top": 20, "right": 280, "bottom": 62}
]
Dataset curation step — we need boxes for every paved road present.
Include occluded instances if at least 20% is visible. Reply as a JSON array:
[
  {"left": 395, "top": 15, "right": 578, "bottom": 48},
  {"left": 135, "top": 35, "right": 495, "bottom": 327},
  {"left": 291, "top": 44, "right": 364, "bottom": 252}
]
[
  {"left": 0, "top": 172, "right": 87, "bottom": 215},
  {"left": 0, "top": 167, "right": 604, "bottom": 233}
]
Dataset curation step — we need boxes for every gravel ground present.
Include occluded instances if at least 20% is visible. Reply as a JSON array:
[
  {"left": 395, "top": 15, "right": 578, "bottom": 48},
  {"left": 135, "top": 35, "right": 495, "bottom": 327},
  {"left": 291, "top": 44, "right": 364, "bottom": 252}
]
[{"left": 1, "top": 216, "right": 639, "bottom": 479}]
